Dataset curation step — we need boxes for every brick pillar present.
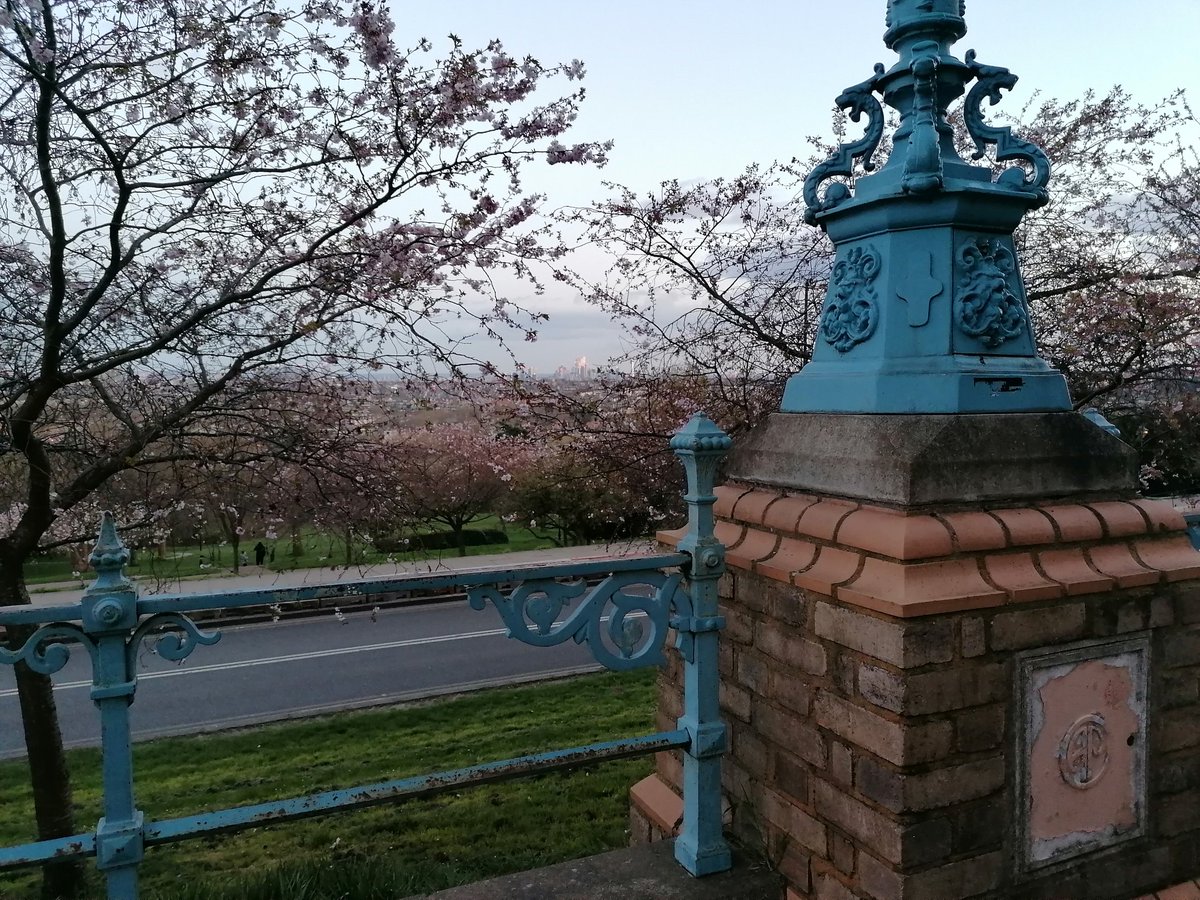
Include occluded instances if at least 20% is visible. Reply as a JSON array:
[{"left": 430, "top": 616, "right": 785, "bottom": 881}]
[{"left": 634, "top": 479, "right": 1200, "bottom": 899}]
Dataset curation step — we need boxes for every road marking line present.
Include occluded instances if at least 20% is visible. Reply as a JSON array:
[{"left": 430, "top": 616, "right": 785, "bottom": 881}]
[
  {"left": 0, "top": 627, "right": 511, "bottom": 696},
  {"left": 0, "top": 611, "right": 649, "bottom": 696}
]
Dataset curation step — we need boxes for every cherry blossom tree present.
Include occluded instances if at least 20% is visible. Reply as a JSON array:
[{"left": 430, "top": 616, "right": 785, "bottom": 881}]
[
  {"left": 0, "top": 2, "right": 607, "bottom": 893},
  {"left": 552, "top": 87, "right": 1199, "bottom": 481},
  {"left": 389, "top": 422, "right": 531, "bottom": 555}
]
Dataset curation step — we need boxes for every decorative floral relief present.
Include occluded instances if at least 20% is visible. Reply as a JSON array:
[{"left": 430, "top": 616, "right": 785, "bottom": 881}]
[
  {"left": 821, "top": 245, "right": 881, "bottom": 353},
  {"left": 955, "top": 238, "right": 1028, "bottom": 348}
]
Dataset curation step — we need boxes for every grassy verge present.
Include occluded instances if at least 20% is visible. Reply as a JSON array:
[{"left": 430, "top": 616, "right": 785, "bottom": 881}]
[{"left": 0, "top": 669, "right": 659, "bottom": 899}]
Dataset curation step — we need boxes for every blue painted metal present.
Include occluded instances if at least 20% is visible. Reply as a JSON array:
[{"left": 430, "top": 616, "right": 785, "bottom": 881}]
[
  {"left": 144, "top": 730, "right": 691, "bottom": 844},
  {"left": 0, "top": 422, "right": 734, "bottom": 892},
  {"left": 669, "top": 414, "right": 733, "bottom": 876},
  {"left": 784, "top": 0, "right": 1072, "bottom": 414},
  {"left": 469, "top": 571, "right": 684, "bottom": 671},
  {"left": 83, "top": 513, "right": 145, "bottom": 899},
  {"left": 1081, "top": 408, "right": 1123, "bottom": 439},
  {"left": 1183, "top": 512, "right": 1200, "bottom": 551}
]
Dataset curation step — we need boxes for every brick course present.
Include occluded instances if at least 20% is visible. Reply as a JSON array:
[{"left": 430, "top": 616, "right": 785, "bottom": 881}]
[{"left": 641, "top": 490, "right": 1200, "bottom": 899}]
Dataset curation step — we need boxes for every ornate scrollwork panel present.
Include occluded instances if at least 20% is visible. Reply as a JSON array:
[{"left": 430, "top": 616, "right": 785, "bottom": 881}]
[
  {"left": 955, "top": 238, "right": 1029, "bottom": 348},
  {"left": 964, "top": 50, "right": 1051, "bottom": 205},
  {"left": 803, "top": 64, "right": 887, "bottom": 224},
  {"left": 0, "top": 623, "right": 97, "bottom": 675},
  {"left": 821, "top": 245, "right": 881, "bottom": 352},
  {"left": 469, "top": 571, "right": 689, "bottom": 671},
  {"left": 126, "top": 613, "right": 221, "bottom": 671}
]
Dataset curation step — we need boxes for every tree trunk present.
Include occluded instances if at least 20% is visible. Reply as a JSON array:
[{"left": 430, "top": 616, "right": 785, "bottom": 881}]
[
  {"left": 454, "top": 525, "right": 467, "bottom": 557},
  {"left": 344, "top": 527, "right": 354, "bottom": 568},
  {"left": 0, "top": 557, "right": 85, "bottom": 899}
]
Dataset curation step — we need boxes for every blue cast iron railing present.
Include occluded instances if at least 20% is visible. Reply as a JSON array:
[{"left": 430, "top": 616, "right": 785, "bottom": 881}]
[{"left": 0, "top": 413, "right": 732, "bottom": 898}]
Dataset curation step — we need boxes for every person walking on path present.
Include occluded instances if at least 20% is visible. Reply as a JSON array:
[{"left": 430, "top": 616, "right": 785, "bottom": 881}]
[{"left": 254, "top": 541, "right": 268, "bottom": 566}]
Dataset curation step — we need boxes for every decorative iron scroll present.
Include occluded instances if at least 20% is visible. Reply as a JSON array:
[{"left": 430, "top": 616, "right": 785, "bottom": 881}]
[
  {"left": 126, "top": 614, "right": 220, "bottom": 670},
  {"left": 964, "top": 50, "right": 1051, "bottom": 205},
  {"left": 803, "top": 63, "right": 887, "bottom": 224},
  {"left": 0, "top": 614, "right": 218, "bottom": 678},
  {"left": 0, "top": 623, "right": 97, "bottom": 675},
  {"left": 955, "top": 238, "right": 1028, "bottom": 348},
  {"left": 468, "top": 571, "right": 693, "bottom": 671},
  {"left": 822, "top": 245, "right": 881, "bottom": 352}
]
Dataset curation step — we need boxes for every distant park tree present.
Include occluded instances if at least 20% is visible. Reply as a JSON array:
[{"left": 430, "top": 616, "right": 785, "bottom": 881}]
[
  {"left": 390, "top": 422, "right": 532, "bottom": 555},
  {"left": 0, "top": 1, "right": 607, "bottom": 894}
]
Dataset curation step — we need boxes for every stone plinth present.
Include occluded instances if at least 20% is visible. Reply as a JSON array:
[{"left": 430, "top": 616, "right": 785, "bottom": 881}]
[
  {"left": 725, "top": 413, "right": 1138, "bottom": 507},
  {"left": 634, "top": 478, "right": 1200, "bottom": 899}
]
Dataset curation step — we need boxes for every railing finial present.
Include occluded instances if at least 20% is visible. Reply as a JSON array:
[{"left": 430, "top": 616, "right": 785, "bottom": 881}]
[{"left": 86, "top": 512, "right": 134, "bottom": 599}]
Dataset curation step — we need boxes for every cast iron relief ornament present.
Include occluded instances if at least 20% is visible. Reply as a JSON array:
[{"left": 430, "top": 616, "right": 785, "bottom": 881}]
[
  {"left": 956, "top": 239, "right": 1028, "bottom": 347},
  {"left": 782, "top": 0, "right": 1072, "bottom": 413},
  {"left": 821, "top": 246, "right": 881, "bottom": 351}
]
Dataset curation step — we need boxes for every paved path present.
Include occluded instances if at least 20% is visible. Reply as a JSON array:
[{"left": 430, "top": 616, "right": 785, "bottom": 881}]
[{"left": 24, "top": 541, "right": 660, "bottom": 607}]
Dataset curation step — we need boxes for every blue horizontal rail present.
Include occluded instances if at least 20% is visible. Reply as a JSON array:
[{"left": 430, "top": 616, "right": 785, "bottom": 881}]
[
  {"left": 0, "top": 412, "right": 733, "bottom": 898},
  {"left": 0, "top": 554, "right": 690, "bottom": 628},
  {"left": 146, "top": 729, "right": 691, "bottom": 845},
  {"left": 0, "top": 730, "right": 690, "bottom": 867}
]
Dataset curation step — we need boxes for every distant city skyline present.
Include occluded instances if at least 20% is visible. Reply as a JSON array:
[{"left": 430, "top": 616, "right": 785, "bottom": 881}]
[{"left": 406, "top": 1, "right": 1199, "bottom": 372}]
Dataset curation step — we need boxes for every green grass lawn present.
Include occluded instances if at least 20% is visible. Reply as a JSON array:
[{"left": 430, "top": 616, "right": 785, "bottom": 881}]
[
  {"left": 0, "top": 669, "right": 660, "bottom": 899},
  {"left": 23, "top": 517, "right": 560, "bottom": 587}
]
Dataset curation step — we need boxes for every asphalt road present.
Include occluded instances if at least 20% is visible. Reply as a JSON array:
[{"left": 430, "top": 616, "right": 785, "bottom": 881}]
[{"left": 0, "top": 599, "right": 603, "bottom": 758}]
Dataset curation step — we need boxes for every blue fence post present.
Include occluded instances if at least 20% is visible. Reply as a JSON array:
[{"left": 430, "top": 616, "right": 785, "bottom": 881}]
[
  {"left": 81, "top": 513, "right": 144, "bottom": 899},
  {"left": 669, "top": 413, "right": 732, "bottom": 875}
]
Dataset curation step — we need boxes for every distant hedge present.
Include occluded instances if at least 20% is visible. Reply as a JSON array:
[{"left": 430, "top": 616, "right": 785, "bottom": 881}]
[{"left": 373, "top": 529, "right": 508, "bottom": 553}]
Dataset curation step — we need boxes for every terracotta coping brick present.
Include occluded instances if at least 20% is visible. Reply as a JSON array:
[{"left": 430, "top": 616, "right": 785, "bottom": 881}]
[
  {"left": 731, "top": 489, "right": 782, "bottom": 527},
  {"left": 983, "top": 552, "right": 1065, "bottom": 603},
  {"left": 837, "top": 556, "right": 1005, "bottom": 617},
  {"left": 725, "top": 528, "right": 780, "bottom": 572},
  {"left": 1039, "top": 504, "right": 1105, "bottom": 542},
  {"left": 1085, "top": 544, "right": 1161, "bottom": 589},
  {"left": 761, "top": 494, "right": 820, "bottom": 533},
  {"left": 757, "top": 536, "right": 818, "bottom": 584},
  {"left": 939, "top": 510, "right": 1009, "bottom": 552},
  {"left": 656, "top": 526, "right": 685, "bottom": 548},
  {"left": 1155, "top": 881, "right": 1200, "bottom": 900},
  {"left": 989, "top": 508, "right": 1057, "bottom": 546},
  {"left": 714, "top": 520, "right": 747, "bottom": 550},
  {"left": 836, "top": 508, "right": 954, "bottom": 560},
  {"left": 793, "top": 545, "right": 863, "bottom": 595},
  {"left": 713, "top": 484, "right": 750, "bottom": 519},
  {"left": 1131, "top": 498, "right": 1189, "bottom": 533},
  {"left": 1084, "top": 501, "right": 1154, "bottom": 539},
  {"left": 797, "top": 499, "right": 860, "bottom": 542},
  {"left": 1130, "top": 535, "right": 1200, "bottom": 582},
  {"left": 1037, "top": 548, "right": 1115, "bottom": 595},
  {"left": 629, "top": 774, "right": 682, "bottom": 835}
]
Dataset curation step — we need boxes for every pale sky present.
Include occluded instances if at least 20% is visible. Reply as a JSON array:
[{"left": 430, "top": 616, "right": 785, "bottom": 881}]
[{"left": 400, "top": 1, "right": 1200, "bottom": 372}]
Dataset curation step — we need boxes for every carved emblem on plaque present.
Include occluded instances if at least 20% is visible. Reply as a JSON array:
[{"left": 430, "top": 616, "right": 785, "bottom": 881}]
[{"left": 1058, "top": 714, "right": 1109, "bottom": 789}]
